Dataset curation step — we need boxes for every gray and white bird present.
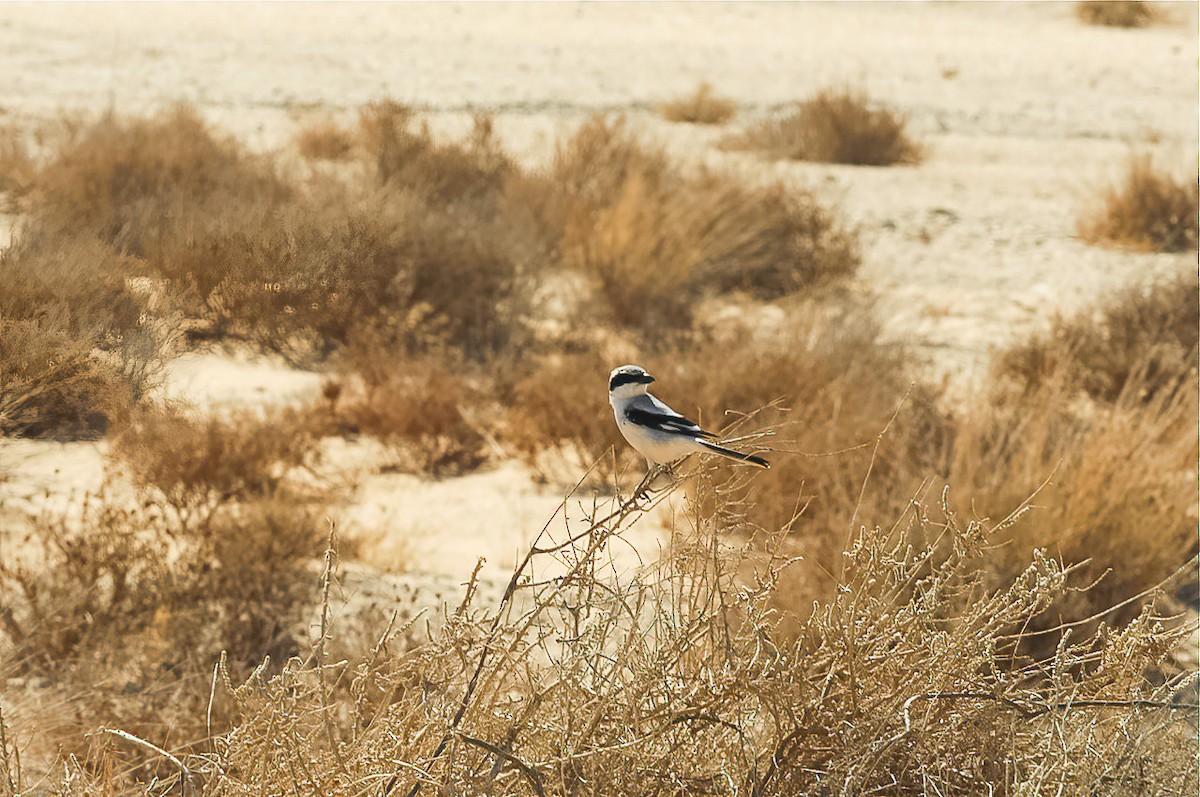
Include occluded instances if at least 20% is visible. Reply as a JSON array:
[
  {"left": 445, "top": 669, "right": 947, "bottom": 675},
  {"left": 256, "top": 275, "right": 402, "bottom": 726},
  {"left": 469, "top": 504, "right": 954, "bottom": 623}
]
[{"left": 608, "top": 364, "right": 769, "bottom": 470}]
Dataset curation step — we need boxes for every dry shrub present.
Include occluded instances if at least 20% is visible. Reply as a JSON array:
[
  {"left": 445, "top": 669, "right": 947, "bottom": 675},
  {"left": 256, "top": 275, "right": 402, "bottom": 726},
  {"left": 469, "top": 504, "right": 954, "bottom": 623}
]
[
  {"left": 1078, "top": 154, "right": 1199, "bottom": 252},
  {"left": 1076, "top": 0, "right": 1157, "bottom": 27},
  {"left": 0, "top": 125, "right": 35, "bottom": 207},
  {"left": 0, "top": 492, "right": 323, "bottom": 779},
  {"left": 504, "top": 347, "right": 636, "bottom": 480},
  {"left": 549, "top": 116, "right": 859, "bottom": 335},
  {"left": 728, "top": 85, "right": 923, "bottom": 165},
  {"left": 998, "top": 272, "right": 1198, "bottom": 403},
  {"left": 0, "top": 318, "right": 133, "bottom": 439},
  {"left": 0, "top": 228, "right": 167, "bottom": 438},
  {"left": 294, "top": 120, "right": 356, "bottom": 161},
  {"left": 29, "top": 105, "right": 288, "bottom": 254},
  {"left": 661, "top": 81, "right": 737, "bottom": 124},
  {"left": 109, "top": 404, "right": 321, "bottom": 524},
  {"left": 335, "top": 352, "right": 490, "bottom": 477},
  {"left": 358, "top": 102, "right": 513, "bottom": 206},
  {"left": 202, "top": 190, "right": 534, "bottom": 363},
  {"left": 946, "top": 374, "right": 1196, "bottom": 635},
  {"left": 32, "top": 478, "right": 1195, "bottom": 795}
]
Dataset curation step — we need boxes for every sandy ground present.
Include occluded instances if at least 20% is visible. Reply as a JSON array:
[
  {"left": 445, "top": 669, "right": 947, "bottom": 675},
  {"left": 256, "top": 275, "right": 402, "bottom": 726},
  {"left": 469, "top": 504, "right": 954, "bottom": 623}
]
[{"left": 1, "top": 2, "right": 1196, "bottom": 591}]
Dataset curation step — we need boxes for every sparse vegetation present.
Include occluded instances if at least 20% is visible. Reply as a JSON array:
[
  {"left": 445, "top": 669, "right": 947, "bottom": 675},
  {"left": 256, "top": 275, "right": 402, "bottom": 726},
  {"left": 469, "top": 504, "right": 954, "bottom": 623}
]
[
  {"left": 998, "top": 272, "right": 1198, "bottom": 403},
  {"left": 661, "top": 81, "right": 737, "bottom": 124},
  {"left": 294, "top": 120, "right": 356, "bottom": 161},
  {"left": 1078, "top": 154, "right": 1199, "bottom": 252},
  {"left": 335, "top": 352, "right": 492, "bottom": 477},
  {"left": 0, "top": 99, "right": 1195, "bottom": 795},
  {"left": 1075, "top": 0, "right": 1157, "bottom": 27},
  {"left": 727, "top": 85, "right": 923, "bottom": 165},
  {"left": 549, "top": 116, "right": 860, "bottom": 335}
]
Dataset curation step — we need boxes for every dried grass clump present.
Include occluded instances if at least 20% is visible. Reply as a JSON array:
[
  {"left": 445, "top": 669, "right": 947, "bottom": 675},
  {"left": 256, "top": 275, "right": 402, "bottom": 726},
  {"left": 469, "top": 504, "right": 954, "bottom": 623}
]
[
  {"left": 26, "top": 474, "right": 1194, "bottom": 795},
  {"left": 294, "top": 120, "right": 356, "bottom": 161},
  {"left": 0, "top": 317, "right": 135, "bottom": 439},
  {"left": 1078, "top": 154, "right": 1198, "bottom": 252},
  {"left": 0, "top": 230, "right": 168, "bottom": 438},
  {"left": 549, "top": 116, "right": 859, "bottom": 335},
  {"left": 946, "top": 373, "right": 1197, "bottom": 639},
  {"left": 0, "top": 492, "right": 324, "bottom": 778},
  {"left": 358, "top": 102, "right": 514, "bottom": 206},
  {"left": 728, "top": 86, "right": 923, "bottom": 165},
  {"left": 504, "top": 347, "right": 636, "bottom": 479},
  {"left": 0, "top": 125, "right": 35, "bottom": 207},
  {"left": 335, "top": 353, "right": 491, "bottom": 477},
  {"left": 29, "top": 105, "right": 288, "bottom": 253},
  {"left": 1075, "top": 0, "right": 1157, "bottom": 27},
  {"left": 661, "top": 81, "right": 737, "bottom": 124},
  {"left": 998, "top": 273, "right": 1198, "bottom": 404},
  {"left": 197, "top": 191, "right": 534, "bottom": 364},
  {"left": 109, "top": 404, "right": 321, "bottom": 524}
]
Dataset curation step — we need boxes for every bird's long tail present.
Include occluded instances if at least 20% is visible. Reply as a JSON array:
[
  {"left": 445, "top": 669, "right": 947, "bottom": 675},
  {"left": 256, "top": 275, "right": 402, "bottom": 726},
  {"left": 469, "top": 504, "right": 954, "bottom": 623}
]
[{"left": 698, "top": 439, "right": 770, "bottom": 469}]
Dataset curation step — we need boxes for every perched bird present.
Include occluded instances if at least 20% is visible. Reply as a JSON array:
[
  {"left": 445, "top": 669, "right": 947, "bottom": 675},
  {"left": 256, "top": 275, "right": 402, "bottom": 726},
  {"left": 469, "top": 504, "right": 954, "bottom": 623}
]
[{"left": 608, "top": 364, "right": 769, "bottom": 470}]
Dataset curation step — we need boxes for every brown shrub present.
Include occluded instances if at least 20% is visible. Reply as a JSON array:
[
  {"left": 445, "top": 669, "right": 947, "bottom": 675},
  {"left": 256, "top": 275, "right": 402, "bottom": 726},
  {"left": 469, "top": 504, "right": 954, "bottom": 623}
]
[
  {"left": 335, "top": 350, "right": 490, "bottom": 477},
  {"left": 661, "top": 81, "right": 737, "bottom": 124},
  {"left": 29, "top": 105, "right": 288, "bottom": 255},
  {"left": 727, "top": 85, "right": 923, "bottom": 165},
  {"left": 0, "top": 229, "right": 173, "bottom": 439},
  {"left": 109, "top": 404, "right": 321, "bottom": 524},
  {"left": 1075, "top": 0, "right": 1156, "bottom": 27},
  {"left": 945, "top": 373, "right": 1197, "bottom": 638},
  {"left": 1078, "top": 154, "right": 1198, "bottom": 252},
  {"left": 997, "top": 272, "right": 1199, "bottom": 404},
  {"left": 33, "top": 480, "right": 1194, "bottom": 796},
  {"left": 294, "top": 120, "right": 356, "bottom": 161},
  {"left": 549, "top": 116, "right": 859, "bottom": 335},
  {"left": 358, "top": 102, "right": 513, "bottom": 206},
  {"left": 0, "top": 491, "right": 323, "bottom": 779},
  {"left": 504, "top": 347, "right": 637, "bottom": 480},
  {"left": 196, "top": 188, "right": 535, "bottom": 363},
  {"left": 0, "top": 317, "right": 133, "bottom": 439},
  {"left": 0, "top": 125, "right": 35, "bottom": 208}
]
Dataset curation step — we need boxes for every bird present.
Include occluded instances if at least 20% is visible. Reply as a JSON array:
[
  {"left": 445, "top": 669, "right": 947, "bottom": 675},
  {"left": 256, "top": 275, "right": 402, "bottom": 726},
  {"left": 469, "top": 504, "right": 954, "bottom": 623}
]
[{"left": 608, "top": 364, "right": 769, "bottom": 470}]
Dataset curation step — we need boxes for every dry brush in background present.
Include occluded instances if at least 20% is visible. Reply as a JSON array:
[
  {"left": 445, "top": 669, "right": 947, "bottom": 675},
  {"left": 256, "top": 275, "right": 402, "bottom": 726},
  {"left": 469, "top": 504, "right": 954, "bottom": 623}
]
[
  {"left": 1075, "top": 0, "right": 1158, "bottom": 27},
  {"left": 661, "top": 81, "right": 737, "bottom": 125},
  {"left": 726, "top": 85, "right": 923, "bottom": 166},
  {"left": 1078, "top": 153, "right": 1199, "bottom": 253}
]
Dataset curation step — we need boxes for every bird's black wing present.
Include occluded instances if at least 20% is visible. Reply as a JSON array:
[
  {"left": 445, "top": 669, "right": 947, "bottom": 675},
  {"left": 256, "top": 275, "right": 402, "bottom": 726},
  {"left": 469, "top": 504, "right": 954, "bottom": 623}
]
[{"left": 625, "top": 395, "right": 717, "bottom": 439}]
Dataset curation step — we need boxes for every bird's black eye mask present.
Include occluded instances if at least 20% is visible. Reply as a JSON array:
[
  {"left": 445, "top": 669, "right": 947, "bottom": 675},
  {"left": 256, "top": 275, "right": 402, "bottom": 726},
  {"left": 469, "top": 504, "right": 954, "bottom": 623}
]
[{"left": 609, "top": 372, "right": 654, "bottom": 391}]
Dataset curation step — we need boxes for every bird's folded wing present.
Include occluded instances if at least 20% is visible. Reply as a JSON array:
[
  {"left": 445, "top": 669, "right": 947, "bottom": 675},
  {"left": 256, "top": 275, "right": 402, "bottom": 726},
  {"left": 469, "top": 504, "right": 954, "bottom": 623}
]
[{"left": 625, "top": 395, "right": 717, "bottom": 438}]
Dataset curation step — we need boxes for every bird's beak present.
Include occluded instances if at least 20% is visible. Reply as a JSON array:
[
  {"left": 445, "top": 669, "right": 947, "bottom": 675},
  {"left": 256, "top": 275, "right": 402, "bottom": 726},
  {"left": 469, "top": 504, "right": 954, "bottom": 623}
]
[{"left": 642, "top": 375, "right": 656, "bottom": 384}]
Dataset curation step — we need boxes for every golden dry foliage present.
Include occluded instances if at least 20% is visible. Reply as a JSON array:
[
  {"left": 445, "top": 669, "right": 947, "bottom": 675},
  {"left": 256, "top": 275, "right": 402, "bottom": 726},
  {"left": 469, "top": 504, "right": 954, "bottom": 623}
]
[
  {"left": 503, "top": 347, "right": 637, "bottom": 480},
  {"left": 335, "top": 352, "right": 492, "bottom": 477},
  {"left": 997, "top": 272, "right": 1198, "bottom": 403},
  {"left": 728, "top": 85, "right": 923, "bottom": 166},
  {"left": 661, "top": 81, "right": 737, "bottom": 124},
  {"left": 0, "top": 231, "right": 167, "bottom": 438},
  {"left": 549, "top": 116, "right": 859, "bottom": 334},
  {"left": 30, "top": 105, "right": 288, "bottom": 252},
  {"left": 109, "top": 404, "right": 321, "bottom": 524},
  {"left": 0, "top": 125, "right": 35, "bottom": 207},
  {"left": 1078, "top": 154, "right": 1199, "bottom": 252},
  {"left": 9, "top": 475, "right": 1193, "bottom": 795},
  {"left": 1075, "top": 0, "right": 1157, "bottom": 27},
  {"left": 294, "top": 120, "right": 357, "bottom": 161}
]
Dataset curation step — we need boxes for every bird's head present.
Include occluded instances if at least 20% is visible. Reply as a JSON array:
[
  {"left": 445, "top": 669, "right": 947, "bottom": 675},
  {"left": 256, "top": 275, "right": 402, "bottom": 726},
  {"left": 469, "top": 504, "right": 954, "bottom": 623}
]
[{"left": 608, "top": 364, "right": 655, "bottom": 397}]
